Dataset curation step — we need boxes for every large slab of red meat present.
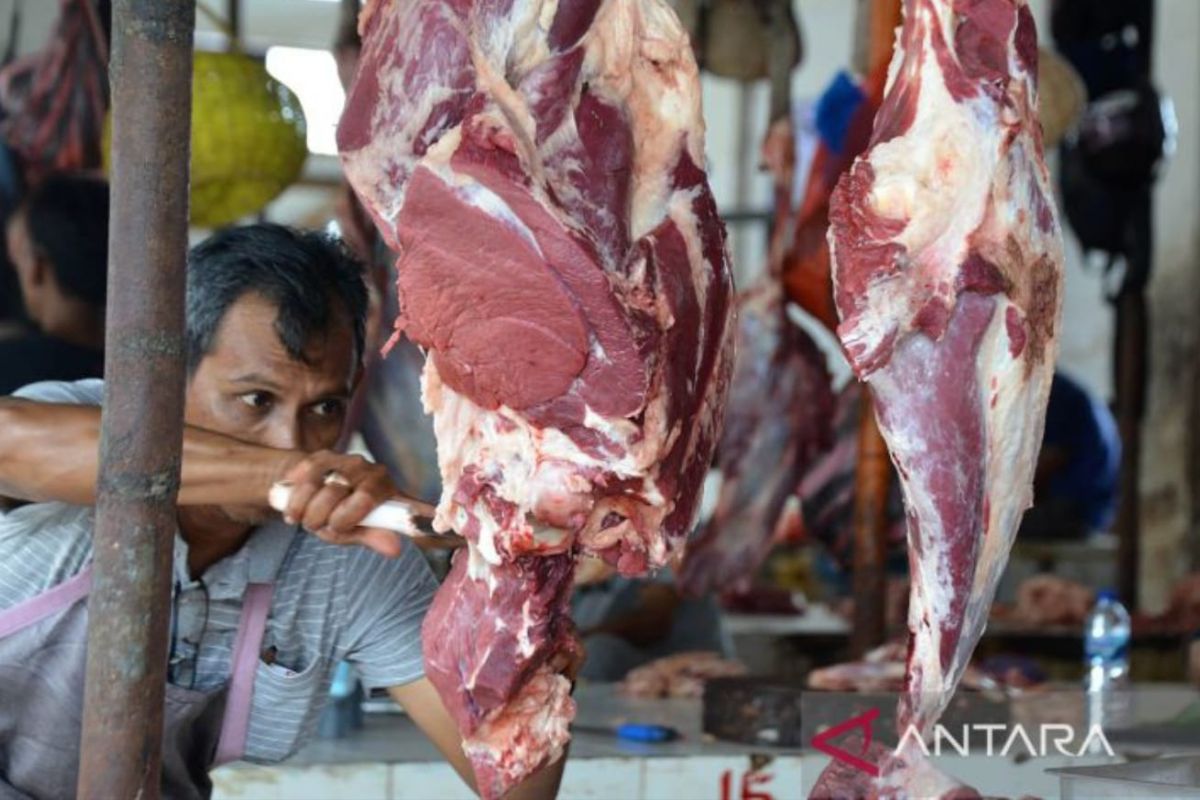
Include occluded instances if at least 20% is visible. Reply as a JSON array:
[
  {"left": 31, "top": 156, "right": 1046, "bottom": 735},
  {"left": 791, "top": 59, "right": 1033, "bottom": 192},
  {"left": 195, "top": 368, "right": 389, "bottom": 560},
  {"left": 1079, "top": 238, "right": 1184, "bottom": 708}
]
[
  {"left": 338, "top": 0, "right": 735, "bottom": 795},
  {"left": 679, "top": 282, "right": 834, "bottom": 596},
  {"left": 817, "top": 0, "right": 1065, "bottom": 795}
]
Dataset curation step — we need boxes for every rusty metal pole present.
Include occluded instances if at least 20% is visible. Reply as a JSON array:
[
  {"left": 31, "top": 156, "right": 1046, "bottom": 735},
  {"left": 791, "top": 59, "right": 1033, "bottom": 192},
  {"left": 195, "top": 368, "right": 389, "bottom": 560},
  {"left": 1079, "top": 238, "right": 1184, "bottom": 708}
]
[{"left": 76, "top": 1, "right": 194, "bottom": 798}]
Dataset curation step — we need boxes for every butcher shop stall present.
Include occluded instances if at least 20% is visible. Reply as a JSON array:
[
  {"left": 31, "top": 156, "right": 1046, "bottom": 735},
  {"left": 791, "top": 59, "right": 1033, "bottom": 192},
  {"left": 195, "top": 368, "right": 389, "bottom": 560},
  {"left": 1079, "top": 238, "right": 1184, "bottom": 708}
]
[{"left": 0, "top": 0, "right": 1198, "bottom": 798}]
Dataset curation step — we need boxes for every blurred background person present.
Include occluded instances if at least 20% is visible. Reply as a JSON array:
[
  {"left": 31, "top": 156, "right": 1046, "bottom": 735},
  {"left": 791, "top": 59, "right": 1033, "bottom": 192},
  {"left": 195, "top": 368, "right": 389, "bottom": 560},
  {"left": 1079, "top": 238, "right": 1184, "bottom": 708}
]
[{"left": 0, "top": 172, "right": 109, "bottom": 394}]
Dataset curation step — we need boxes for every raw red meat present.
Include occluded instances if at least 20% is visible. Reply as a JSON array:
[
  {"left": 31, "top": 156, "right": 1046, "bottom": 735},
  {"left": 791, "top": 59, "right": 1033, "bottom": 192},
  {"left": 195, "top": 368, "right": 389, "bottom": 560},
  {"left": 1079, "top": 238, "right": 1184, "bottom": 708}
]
[
  {"left": 809, "top": 734, "right": 982, "bottom": 800},
  {"left": 619, "top": 651, "right": 747, "bottom": 699},
  {"left": 680, "top": 282, "right": 834, "bottom": 595},
  {"left": 806, "top": 642, "right": 1006, "bottom": 694},
  {"left": 817, "top": 0, "right": 1064, "bottom": 795},
  {"left": 338, "top": 0, "right": 735, "bottom": 795}
]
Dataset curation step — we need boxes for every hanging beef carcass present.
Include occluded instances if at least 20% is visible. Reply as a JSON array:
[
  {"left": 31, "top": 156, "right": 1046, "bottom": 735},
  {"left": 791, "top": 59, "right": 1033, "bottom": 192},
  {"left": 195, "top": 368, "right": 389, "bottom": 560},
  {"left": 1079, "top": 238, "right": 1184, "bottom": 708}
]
[
  {"left": 338, "top": 0, "right": 735, "bottom": 796},
  {"left": 679, "top": 283, "right": 833, "bottom": 596},
  {"left": 814, "top": 0, "right": 1065, "bottom": 795}
]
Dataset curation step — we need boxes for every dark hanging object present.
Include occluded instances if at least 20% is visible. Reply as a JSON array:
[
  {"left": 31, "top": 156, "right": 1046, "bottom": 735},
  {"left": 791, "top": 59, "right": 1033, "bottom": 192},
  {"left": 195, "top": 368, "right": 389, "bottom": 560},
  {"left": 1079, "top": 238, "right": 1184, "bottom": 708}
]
[
  {"left": 0, "top": 0, "right": 112, "bottom": 183},
  {"left": 1052, "top": 0, "right": 1170, "bottom": 288},
  {"left": 1051, "top": 0, "right": 1153, "bottom": 99},
  {"left": 1059, "top": 83, "right": 1174, "bottom": 269}
]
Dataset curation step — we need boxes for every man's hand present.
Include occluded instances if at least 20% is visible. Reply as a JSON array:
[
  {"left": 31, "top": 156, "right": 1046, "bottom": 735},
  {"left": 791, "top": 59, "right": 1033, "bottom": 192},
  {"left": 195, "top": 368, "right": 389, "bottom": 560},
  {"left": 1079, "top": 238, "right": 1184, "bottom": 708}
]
[
  {"left": 548, "top": 640, "right": 586, "bottom": 695},
  {"left": 279, "top": 451, "right": 436, "bottom": 558}
]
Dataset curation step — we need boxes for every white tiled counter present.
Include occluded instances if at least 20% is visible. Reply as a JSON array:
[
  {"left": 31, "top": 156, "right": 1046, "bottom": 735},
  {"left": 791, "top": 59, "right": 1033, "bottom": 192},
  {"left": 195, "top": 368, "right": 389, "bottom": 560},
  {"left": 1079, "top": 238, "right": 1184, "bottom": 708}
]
[{"left": 212, "top": 684, "right": 1200, "bottom": 800}]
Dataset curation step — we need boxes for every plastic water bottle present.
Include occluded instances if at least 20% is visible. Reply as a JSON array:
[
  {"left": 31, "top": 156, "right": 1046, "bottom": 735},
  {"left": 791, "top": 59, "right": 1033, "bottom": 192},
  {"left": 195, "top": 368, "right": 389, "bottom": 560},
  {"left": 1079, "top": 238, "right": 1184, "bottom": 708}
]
[
  {"left": 1085, "top": 590, "right": 1131, "bottom": 690},
  {"left": 1084, "top": 589, "right": 1132, "bottom": 733}
]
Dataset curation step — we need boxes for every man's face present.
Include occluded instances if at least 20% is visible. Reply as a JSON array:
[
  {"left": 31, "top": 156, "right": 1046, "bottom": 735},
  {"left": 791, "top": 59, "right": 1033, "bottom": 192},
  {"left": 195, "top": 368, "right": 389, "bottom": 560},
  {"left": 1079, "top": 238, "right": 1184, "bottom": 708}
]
[{"left": 185, "top": 292, "right": 358, "bottom": 454}]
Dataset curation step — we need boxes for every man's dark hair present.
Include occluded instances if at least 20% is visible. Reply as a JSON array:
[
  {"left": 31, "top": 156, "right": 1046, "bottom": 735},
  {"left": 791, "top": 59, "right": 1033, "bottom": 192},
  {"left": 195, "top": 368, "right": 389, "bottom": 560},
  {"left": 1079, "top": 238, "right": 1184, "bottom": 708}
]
[
  {"left": 185, "top": 223, "right": 369, "bottom": 374},
  {"left": 22, "top": 173, "right": 110, "bottom": 307}
]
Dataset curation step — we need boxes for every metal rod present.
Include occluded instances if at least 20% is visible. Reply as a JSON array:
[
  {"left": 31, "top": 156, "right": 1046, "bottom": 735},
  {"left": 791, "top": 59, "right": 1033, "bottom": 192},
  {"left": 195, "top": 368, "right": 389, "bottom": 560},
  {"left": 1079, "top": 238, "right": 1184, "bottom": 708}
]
[
  {"left": 76, "top": 1, "right": 195, "bottom": 797},
  {"left": 1114, "top": 286, "right": 1147, "bottom": 609},
  {"left": 227, "top": 0, "right": 240, "bottom": 47}
]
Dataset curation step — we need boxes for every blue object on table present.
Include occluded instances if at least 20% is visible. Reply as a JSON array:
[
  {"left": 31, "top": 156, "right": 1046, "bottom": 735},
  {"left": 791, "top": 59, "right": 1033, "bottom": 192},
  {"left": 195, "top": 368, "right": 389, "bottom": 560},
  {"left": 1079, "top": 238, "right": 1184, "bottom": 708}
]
[
  {"left": 615, "top": 723, "right": 678, "bottom": 743},
  {"left": 574, "top": 722, "right": 680, "bottom": 743}
]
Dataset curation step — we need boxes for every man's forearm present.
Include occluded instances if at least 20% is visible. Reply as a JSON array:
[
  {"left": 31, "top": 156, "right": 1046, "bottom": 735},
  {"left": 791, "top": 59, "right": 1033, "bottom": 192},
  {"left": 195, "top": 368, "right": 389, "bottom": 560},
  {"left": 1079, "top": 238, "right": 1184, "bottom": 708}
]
[
  {"left": 0, "top": 398, "right": 295, "bottom": 507},
  {"left": 505, "top": 749, "right": 568, "bottom": 800}
]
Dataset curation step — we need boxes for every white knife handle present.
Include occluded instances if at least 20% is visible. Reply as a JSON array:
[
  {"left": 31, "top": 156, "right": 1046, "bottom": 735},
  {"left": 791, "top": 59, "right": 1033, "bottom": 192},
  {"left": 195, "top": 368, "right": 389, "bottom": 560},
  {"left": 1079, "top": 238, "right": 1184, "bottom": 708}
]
[{"left": 268, "top": 481, "right": 419, "bottom": 537}]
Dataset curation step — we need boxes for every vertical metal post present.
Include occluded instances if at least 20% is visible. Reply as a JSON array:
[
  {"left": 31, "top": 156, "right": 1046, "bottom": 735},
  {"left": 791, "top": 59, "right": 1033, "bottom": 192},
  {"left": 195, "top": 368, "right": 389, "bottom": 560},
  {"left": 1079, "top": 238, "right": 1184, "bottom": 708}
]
[
  {"left": 227, "top": 0, "right": 240, "bottom": 47},
  {"left": 76, "top": 1, "right": 194, "bottom": 798},
  {"left": 1113, "top": 289, "right": 1145, "bottom": 606},
  {"left": 1112, "top": 0, "right": 1156, "bottom": 609},
  {"left": 1114, "top": 197, "right": 1151, "bottom": 609}
]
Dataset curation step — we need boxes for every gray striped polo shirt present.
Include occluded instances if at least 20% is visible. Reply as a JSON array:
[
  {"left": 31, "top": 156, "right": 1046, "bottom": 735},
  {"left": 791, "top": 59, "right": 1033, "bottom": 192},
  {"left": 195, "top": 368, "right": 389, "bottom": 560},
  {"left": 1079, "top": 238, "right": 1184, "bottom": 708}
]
[{"left": 0, "top": 379, "right": 439, "bottom": 764}]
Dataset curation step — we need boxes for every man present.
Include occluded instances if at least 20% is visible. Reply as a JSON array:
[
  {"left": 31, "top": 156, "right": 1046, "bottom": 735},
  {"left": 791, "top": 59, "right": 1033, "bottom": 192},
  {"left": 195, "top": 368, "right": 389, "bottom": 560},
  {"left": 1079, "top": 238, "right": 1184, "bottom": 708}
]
[
  {"left": 0, "top": 224, "right": 567, "bottom": 799},
  {"left": 0, "top": 140, "right": 23, "bottom": 340},
  {"left": 0, "top": 173, "right": 109, "bottom": 392},
  {"left": 572, "top": 558, "right": 731, "bottom": 682},
  {"left": 1022, "top": 370, "right": 1121, "bottom": 540}
]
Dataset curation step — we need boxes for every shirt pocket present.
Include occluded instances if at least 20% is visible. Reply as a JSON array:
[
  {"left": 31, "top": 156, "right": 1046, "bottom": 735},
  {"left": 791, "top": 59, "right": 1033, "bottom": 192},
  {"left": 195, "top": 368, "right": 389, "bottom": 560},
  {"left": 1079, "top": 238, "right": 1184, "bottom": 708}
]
[{"left": 243, "top": 656, "right": 330, "bottom": 763}]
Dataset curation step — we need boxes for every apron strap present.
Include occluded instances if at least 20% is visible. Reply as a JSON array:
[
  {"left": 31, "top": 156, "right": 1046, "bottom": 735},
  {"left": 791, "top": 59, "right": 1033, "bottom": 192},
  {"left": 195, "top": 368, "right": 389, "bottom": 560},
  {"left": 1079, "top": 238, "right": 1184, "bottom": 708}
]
[
  {"left": 0, "top": 566, "right": 93, "bottom": 638},
  {"left": 213, "top": 581, "right": 275, "bottom": 766}
]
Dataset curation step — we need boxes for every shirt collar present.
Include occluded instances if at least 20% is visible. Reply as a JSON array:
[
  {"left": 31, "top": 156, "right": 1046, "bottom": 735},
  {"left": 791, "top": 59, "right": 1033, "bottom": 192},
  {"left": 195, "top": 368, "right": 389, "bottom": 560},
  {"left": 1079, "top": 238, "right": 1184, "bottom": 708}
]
[{"left": 173, "top": 520, "right": 299, "bottom": 599}]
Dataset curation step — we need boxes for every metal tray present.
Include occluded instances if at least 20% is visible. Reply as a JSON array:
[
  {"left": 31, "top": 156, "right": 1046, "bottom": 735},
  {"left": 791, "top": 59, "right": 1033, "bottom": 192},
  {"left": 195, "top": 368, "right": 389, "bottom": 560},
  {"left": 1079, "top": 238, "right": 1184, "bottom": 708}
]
[{"left": 1050, "top": 755, "right": 1200, "bottom": 798}]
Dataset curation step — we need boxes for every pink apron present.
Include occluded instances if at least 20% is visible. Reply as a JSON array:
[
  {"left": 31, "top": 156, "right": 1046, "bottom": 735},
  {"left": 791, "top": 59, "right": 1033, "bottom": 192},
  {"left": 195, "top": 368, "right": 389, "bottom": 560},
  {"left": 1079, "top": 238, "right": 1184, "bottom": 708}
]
[{"left": 0, "top": 565, "right": 274, "bottom": 799}]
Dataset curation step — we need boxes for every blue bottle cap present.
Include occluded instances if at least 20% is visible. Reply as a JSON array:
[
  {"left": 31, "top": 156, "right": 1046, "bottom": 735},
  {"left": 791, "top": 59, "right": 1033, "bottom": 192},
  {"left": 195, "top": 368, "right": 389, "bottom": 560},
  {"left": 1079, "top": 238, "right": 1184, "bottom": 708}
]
[{"left": 1096, "top": 589, "right": 1118, "bottom": 603}]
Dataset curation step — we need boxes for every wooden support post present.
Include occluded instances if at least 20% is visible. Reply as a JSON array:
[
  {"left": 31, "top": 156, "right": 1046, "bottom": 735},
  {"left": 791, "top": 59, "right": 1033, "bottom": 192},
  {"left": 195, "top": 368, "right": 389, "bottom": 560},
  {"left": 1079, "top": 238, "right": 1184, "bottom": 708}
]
[
  {"left": 851, "top": 396, "right": 892, "bottom": 656},
  {"left": 76, "top": 1, "right": 194, "bottom": 797}
]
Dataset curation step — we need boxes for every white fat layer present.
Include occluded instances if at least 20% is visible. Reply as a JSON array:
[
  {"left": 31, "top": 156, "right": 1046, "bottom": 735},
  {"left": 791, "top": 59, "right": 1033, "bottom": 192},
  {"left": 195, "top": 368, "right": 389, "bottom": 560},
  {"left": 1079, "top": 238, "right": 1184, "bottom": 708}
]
[
  {"left": 837, "top": 0, "right": 1059, "bottom": 377},
  {"left": 455, "top": 180, "right": 544, "bottom": 255},
  {"left": 516, "top": 599, "right": 536, "bottom": 658},
  {"left": 876, "top": 742, "right": 971, "bottom": 800},
  {"left": 586, "top": 0, "right": 704, "bottom": 241},
  {"left": 666, "top": 191, "right": 711, "bottom": 334},
  {"left": 422, "top": 359, "right": 671, "bottom": 567}
]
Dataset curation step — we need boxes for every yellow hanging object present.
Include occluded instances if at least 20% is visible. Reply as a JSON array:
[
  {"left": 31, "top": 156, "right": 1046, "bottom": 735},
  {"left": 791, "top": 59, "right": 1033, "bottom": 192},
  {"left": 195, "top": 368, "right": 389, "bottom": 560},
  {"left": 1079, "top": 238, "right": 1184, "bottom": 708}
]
[{"left": 104, "top": 51, "right": 308, "bottom": 228}]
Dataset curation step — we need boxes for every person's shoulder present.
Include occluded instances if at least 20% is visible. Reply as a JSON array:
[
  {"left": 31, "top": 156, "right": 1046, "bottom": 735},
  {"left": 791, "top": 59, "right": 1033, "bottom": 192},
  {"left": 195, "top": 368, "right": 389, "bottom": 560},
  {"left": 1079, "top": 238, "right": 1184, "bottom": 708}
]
[
  {"left": 10, "top": 377, "right": 105, "bottom": 405},
  {"left": 327, "top": 536, "right": 436, "bottom": 585},
  {"left": 0, "top": 501, "right": 94, "bottom": 543},
  {"left": 0, "top": 337, "right": 102, "bottom": 396}
]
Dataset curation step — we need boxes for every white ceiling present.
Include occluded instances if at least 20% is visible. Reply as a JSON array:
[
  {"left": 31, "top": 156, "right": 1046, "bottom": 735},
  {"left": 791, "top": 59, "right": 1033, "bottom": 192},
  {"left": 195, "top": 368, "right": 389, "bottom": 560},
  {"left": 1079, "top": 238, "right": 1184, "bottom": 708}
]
[{"left": 195, "top": 0, "right": 343, "bottom": 52}]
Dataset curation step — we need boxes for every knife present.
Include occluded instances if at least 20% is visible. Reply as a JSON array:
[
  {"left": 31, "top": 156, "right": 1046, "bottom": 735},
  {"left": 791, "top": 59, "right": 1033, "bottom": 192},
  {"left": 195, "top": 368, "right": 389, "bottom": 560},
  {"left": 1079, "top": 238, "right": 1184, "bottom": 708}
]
[{"left": 268, "top": 481, "right": 464, "bottom": 546}]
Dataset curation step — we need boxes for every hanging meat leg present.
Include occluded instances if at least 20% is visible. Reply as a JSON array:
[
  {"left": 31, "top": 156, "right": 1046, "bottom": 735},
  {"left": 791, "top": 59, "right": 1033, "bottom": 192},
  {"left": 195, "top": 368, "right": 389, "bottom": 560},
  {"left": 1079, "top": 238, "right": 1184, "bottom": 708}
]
[{"left": 818, "top": 0, "right": 1065, "bottom": 795}]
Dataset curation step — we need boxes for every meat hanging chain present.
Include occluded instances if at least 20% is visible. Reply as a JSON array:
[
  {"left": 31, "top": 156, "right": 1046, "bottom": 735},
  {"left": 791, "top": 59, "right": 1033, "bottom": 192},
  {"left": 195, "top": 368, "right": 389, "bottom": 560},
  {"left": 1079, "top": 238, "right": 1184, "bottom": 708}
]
[
  {"left": 337, "top": 0, "right": 735, "bottom": 796},
  {"left": 817, "top": 0, "right": 1065, "bottom": 795}
]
